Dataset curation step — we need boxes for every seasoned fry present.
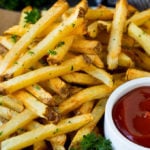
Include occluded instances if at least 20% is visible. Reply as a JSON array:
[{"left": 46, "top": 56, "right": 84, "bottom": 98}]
[
  {"left": 58, "top": 84, "right": 113, "bottom": 115},
  {"left": 71, "top": 38, "right": 102, "bottom": 56},
  {"left": 47, "top": 35, "right": 74, "bottom": 64},
  {"left": 128, "top": 23, "right": 150, "bottom": 55},
  {"left": 0, "top": 95, "right": 24, "bottom": 112},
  {"left": 1, "top": 114, "right": 93, "bottom": 150},
  {"left": 0, "top": 109, "right": 37, "bottom": 141},
  {"left": 0, "top": 0, "right": 69, "bottom": 75},
  {"left": 26, "top": 84, "right": 55, "bottom": 106},
  {"left": 61, "top": 72, "right": 102, "bottom": 85},
  {"left": 69, "top": 98, "right": 107, "bottom": 149},
  {"left": 126, "top": 68, "right": 150, "bottom": 80},
  {"left": 2, "top": 0, "right": 87, "bottom": 78},
  {"left": 0, "top": 55, "right": 89, "bottom": 94},
  {"left": 33, "top": 141, "right": 48, "bottom": 150},
  {"left": 0, "top": 105, "right": 18, "bottom": 120},
  {"left": 85, "top": 7, "right": 114, "bottom": 20},
  {"left": 82, "top": 65, "right": 113, "bottom": 87},
  {"left": 126, "top": 9, "right": 150, "bottom": 26},
  {"left": 13, "top": 90, "right": 59, "bottom": 121},
  {"left": 107, "top": 0, "right": 128, "bottom": 69}
]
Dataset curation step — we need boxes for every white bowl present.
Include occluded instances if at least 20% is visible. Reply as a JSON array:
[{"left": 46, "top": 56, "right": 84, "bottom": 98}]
[{"left": 104, "top": 77, "right": 150, "bottom": 150}]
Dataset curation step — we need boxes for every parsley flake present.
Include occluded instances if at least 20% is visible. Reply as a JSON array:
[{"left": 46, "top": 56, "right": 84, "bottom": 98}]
[
  {"left": 25, "top": 8, "right": 41, "bottom": 24},
  {"left": 56, "top": 41, "right": 65, "bottom": 48},
  {"left": 28, "top": 50, "right": 35, "bottom": 55},
  {"left": 11, "top": 34, "right": 17, "bottom": 43},
  {"left": 0, "top": 131, "right": 3, "bottom": 136},
  {"left": 48, "top": 50, "right": 57, "bottom": 55}
]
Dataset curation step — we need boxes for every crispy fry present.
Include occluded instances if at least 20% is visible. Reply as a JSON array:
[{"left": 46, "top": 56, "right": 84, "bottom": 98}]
[
  {"left": 69, "top": 98, "right": 107, "bottom": 149},
  {"left": 47, "top": 35, "right": 74, "bottom": 64},
  {"left": 13, "top": 90, "right": 59, "bottom": 121},
  {"left": 82, "top": 65, "right": 113, "bottom": 87},
  {"left": 26, "top": 84, "right": 55, "bottom": 106},
  {"left": 61, "top": 72, "right": 102, "bottom": 85},
  {"left": 2, "top": 0, "right": 87, "bottom": 78},
  {"left": 107, "top": 0, "right": 128, "bottom": 69},
  {"left": 126, "top": 68, "right": 150, "bottom": 80},
  {"left": 128, "top": 23, "right": 150, "bottom": 55},
  {"left": 58, "top": 84, "right": 113, "bottom": 115},
  {"left": 0, "top": 95, "right": 24, "bottom": 112},
  {"left": 0, "top": 55, "right": 89, "bottom": 94},
  {"left": 0, "top": 109, "right": 37, "bottom": 141},
  {"left": 1, "top": 114, "right": 93, "bottom": 150},
  {"left": 0, "top": 0, "right": 69, "bottom": 75}
]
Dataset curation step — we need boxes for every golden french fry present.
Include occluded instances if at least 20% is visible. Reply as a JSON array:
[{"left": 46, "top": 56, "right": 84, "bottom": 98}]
[
  {"left": 0, "top": 95, "right": 24, "bottom": 112},
  {"left": 13, "top": 90, "right": 59, "bottom": 121},
  {"left": 33, "top": 141, "right": 48, "bottom": 150},
  {"left": 43, "top": 77, "right": 70, "bottom": 99},
  {"left": 69, "top": 98, "right": 107, "bottom": 149},
  {"left": 58, "top": 84, "right": 113, "bottom": 115},
  {"left": 118, "top": 52, "right": 134, "bottom": 67},
  {"left": 61, "top": 72, "right": 102, "bottom": 85},
  {"left": 126, "top": 68, "right": 150, "bottom": 80},
  {"left": 128, "top": 23, "right": 150, "bottom": 55},
  {"left": 1, "top": 114, "right": 93, "bottom": 150},
  {"left": 0, "top": 0, "right": 69, "bottom": 75},
  {"left": 126, "top": 9, "right": 150, "bottom": 26},
  {"left": 47, "top": 35, "right": 74, "bottom": 64},
  {"left": 0, "top": 105, "right": 18, "bottom": 120},
  {"left": 107, "top": 0, "right": 128, "bottom": 70},
  {"left": 85, "top": 7, "right": 114, "bottom": 20},
  {"left": 0, "top": 55, "right": 89, "bottom": 94},
  {"left": 82, "top": 65, "right": 113, "bottom": 87},
  {"left": 26, "top": 84, "right": 55, "bottom": 106},
  {"left": 71, "top": 38, "right": 102, "bottom": 56},
  {"left": 0, "top": 109, "right": 37, "bottom": 141},
  {"left": 98, "top": 20, "right": 111, "bottom": 32},
  {"left": 87, "top": 21, "right": 99, "bottom": 38}
]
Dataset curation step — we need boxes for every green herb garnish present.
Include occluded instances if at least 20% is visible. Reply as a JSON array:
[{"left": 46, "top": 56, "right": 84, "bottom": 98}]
[
  {"left": 48, "top": 50, "right": 57, "bottom": 55},
  {"left": 11, "top": 34, "right": 17, "bottom": 43},
  {"left": 56, "top": 41, "right": 65, "bottom": 48},
  {"left": 25, "top": 8, "right": 41, "bottom": 24}
]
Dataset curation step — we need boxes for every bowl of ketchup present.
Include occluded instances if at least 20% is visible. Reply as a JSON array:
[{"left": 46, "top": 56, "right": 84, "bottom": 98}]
[{"left": 104, "top": 77, "right": 150, "bottom": 150}]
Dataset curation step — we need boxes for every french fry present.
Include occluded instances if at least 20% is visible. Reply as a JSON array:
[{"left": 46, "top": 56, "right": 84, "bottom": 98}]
[
  {"left": 0, "top": 0, "right": 69, "bottom": 75},
  {"left": 2, "top": 0, "right": 87, "bottom": 78},
  {"left": 126, "top": 68, "right": 150, "bottom": 80},
  {"left": 47, "top": 35, "right": 74, "bottom": 64},
  {"left": 126, "top": 9, "right": 150, "bottom": 26},
  {"left": 75, "top": 101, "right": 95, "bottom": 115},
  {"left": 107, "top": 0, "right": 128, "bottom": 70},
  {"left": 61, "top": 72, "right": 102, "bottom": 85},
  {"left": 128, "top": 23, "right": 150, "bottom": 55},
  {"left": 1, "top": 114, "right": 93, "bottom": 150},
  {"left": 0, "top": 109, "right": 37, "bottom": 141},
  {"left": 0, "top": 105, "right": 18, "bottom": 120},
  {"left": 118, "top": 52, "right": 134, "bottom": 67},
  {"left": 33, "top": 141, "right": 48, "bottom": 150},
  {"left": 58, "top": 84, "right": 113, "bottom": 115},
  {"left": 87, "top": 21, "right": 99, "bottom": 38},
  {"left": 69, "top": 98, "right": 107, "bottom": 149},
  {"left": 86, "top": 54, "right": 104, "bottom": 68},
  {"left": 26, "top": 84, "right": 55, "bottom": 106},
  {"left": 13, "top": 90, "right": 59, "bottom": 121},
  {"left": 98, "top": 20, "right": 111, "bottom": 32},
  {"left": 82, "top": 64, "right": 113, "bottom": 87},
  {"left": 0, "top": 55, "right": 89, "bottom": 94},
  {"left": 0, "top": 95, "right": 24, "bottom": 112},
  {"left": 85, "top": 7, "right": 114, "bottom": 20},
  {"left": 70, "top": 38, "right": 102, "bottom": 56},
  {"left": 43, "top": 77, "right": 70, "bottom": 99}
]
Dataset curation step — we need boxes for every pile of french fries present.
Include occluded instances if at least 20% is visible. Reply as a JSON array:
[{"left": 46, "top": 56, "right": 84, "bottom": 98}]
[{"left": 0, "top": 0, "right": 150, "bottom": 149}]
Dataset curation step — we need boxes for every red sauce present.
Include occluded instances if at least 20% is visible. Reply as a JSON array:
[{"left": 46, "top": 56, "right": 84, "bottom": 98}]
[{"left": 112, "top": 86, "right": 150, "bottom": 148}]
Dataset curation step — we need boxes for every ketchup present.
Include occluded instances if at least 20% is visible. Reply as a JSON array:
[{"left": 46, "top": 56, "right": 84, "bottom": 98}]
[{"left": 112, "top": 86, "right": 150, "bottom": 148}]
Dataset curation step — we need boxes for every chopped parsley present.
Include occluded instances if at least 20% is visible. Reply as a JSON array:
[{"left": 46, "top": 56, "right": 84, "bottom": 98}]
[
  {"left": 70, "top": 133, "right": 113, "bottom": 150},
  {"left": 0, "top": 131, "right": 3, "bottom": 136},
  {"left": 72, "top": 23, "right": 76, "bottom": 28},
  {"left": 25, "top": 8, "right": 41, "bottom": 24},
  {"left": 28, "top": 50, "right": 35, "bottom": 55},
  {"left": 11, "top": 34, "right": 17, "bottom": 43},
  {"left": 53, "top": 128, "right": 59, "bottom": 134},
  {"left": 71, "top": 65, "right": 74, "bottom": 71},
  {"left": 56, "top": 41, "right": 65, "bottom": 48},
  {"left": 48, "top": 50, "right": 57, "bottom": 55},
  {"left": 34, "top": 85, "right": 41, "bottom": 90}
]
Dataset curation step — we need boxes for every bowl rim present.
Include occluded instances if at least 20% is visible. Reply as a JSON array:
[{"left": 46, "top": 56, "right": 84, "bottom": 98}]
[{"left": 105, "top": 77, "right": 150, "bottom": 150}]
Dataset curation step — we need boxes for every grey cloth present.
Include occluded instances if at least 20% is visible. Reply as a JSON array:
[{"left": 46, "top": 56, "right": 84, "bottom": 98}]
[{"left": 95, "top": 0, "right": 150, "bottom": 10}]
